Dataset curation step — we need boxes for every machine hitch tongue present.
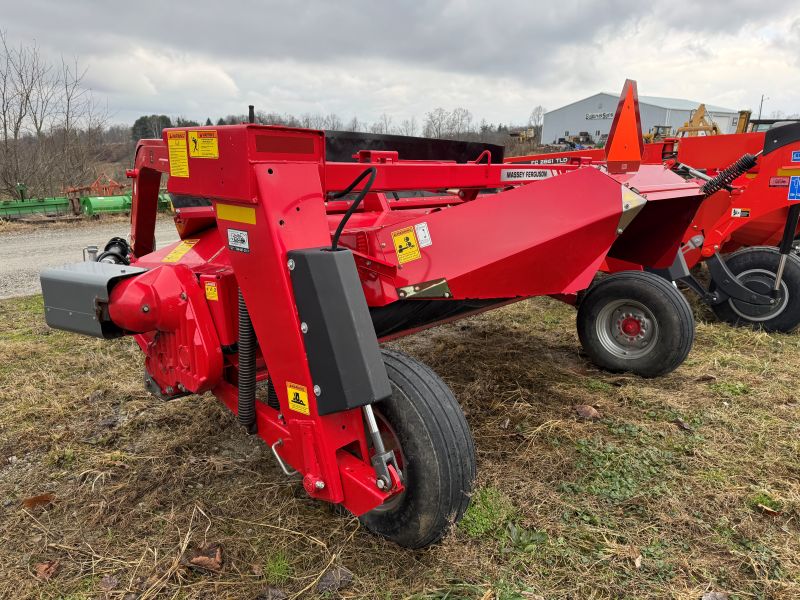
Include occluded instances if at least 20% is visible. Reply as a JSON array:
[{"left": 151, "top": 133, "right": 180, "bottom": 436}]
[{"left": 363, "top": 404, "right": 401, "bottom": 490}]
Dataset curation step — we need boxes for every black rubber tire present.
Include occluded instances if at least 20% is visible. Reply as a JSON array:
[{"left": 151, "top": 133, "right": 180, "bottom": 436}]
[
  {"left": 710, "top": 246, "right": 800, "bottom": 333},
  {"left": 359, "top": 349, "right": 476, "bottom": 548},
  {"left": 577, "top": 271, "right": 695, "bottom": 378}
]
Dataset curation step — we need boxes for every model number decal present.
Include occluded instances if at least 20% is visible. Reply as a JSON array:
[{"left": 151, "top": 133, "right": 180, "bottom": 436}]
[
  {"left": 227, "top": 228, "right": 250, "bottom": 253},
  {"left": 731, "top": 208, "right": 751, "bottom": 218},
  {"left": 500, "top": 168, "right": 552, "bottom": 182},
  {"left": 791, "top": 150, "right": 800, "bottom": 163}
]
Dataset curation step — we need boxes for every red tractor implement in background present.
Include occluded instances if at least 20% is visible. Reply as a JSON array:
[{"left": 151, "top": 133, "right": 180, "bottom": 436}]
[
  {"left": 41, "top": 84, "right": 703, "bottom": 547},
  {"left": 508, "top": 94, "right": 800, "bottom": 332}
]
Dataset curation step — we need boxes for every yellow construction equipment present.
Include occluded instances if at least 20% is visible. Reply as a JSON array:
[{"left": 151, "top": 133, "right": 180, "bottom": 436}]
[
  {"left": 735, "top": 110, "right": 752, "bottom": 134},
  {"left": 676, "top": 104, "right": 721, "bottom": 137}
]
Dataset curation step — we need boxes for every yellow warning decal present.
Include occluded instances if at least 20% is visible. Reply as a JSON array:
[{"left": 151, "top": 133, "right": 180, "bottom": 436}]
[
  {"left": 189, "top": 130, "right": 219, "bottom": 159},
  {"left": 216, "top": 203, "right": 256, "bottom": 225},
  {"left": 286, "top": 381, "right": 310, "bottom": 415},
  {"left": 167, "top": 130, "right": 189, "bottom": 178},
  {"left": 162, "top": 239, "right": 199, "bottom": 263},
  {"left": 391, "top": 226, "right": 421, "bottom": 264},
  {"left": 777, "top": 167, "right": 800, "bottom": 176},
  {"left": 204, "top": 281, "right": 219, "bottom": 301}
]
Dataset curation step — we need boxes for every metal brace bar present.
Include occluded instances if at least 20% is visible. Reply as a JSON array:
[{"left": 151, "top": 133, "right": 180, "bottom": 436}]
[
  {"left": 773, "top": 203, "right": 800, "bottom": 294},
  {"left": 706, "top": 253, "right": 775, "bottom": 306},
  {"left": 362, "top": 404, "right": 402, "bottom": 490}
]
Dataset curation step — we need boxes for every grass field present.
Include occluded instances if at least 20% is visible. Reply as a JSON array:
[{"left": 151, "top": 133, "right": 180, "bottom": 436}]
[{"left": 0, "top": 294, "right": 798, "bottom": 599}]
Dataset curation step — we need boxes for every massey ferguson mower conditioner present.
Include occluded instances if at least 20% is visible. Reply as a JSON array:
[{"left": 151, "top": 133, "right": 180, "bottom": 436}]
[{"left": 41, "top": 84, "right": 704, "bottom": 547}]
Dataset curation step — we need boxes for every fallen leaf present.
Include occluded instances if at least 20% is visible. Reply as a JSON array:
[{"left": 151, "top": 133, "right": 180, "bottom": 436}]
[
  {"left": 672, "top": 418, "right": 693, "bottom": 432},
  {"left": 702, "top": 593, "right": 729, "bottom": 600},
  {"left": 251, "top": 563, "right": 264, "bottom": 577},
  {"left": 756, "top": 503, "right": 781, "bottom": 516},
  {"left": 187, "top": 543, "right": 223, "bottom": 572},
  {"left": 696, "top": 374, "right": 717, "bottom": 383},
  {"left": 100, "top": 574, "right": 119, "bottom": 591},
  {"left": 626, "top": 545, "right": 643, "bottom": 569},
  {"left": 574, "top": 405, "right": 601, "bottom": 420},
  {"left": 499, "top": 417, "right": 511, "bottom": 430},
  {"left": 22, "top": 493, "right": 55, "bottom": 510},
  {"left": 255, "top": 587, "right": 288, "bottom": 600},
  {"left": 35, "top": 560, "right": 60, "bottom": 580},
  {"left": 316, "top": 565, "right": 354, "bottom": 594}
]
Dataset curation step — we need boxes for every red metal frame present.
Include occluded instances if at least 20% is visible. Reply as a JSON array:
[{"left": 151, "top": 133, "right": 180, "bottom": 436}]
[{"left": 507, "top": 131, "right": 800, "bottom": 272}]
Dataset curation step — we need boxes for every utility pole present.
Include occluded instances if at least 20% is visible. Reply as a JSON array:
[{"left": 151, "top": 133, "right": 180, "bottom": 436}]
[{"left": 757, "top": 94, "right": 768, "bottom": 120}]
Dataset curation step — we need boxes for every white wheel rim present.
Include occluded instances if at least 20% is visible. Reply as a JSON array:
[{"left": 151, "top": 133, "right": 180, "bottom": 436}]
[{"left": 595, "top": 299, "right": 659, "bottom": 359}]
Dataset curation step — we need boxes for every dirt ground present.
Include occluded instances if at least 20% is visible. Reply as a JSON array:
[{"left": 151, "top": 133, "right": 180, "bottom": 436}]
[
  {"left": 0, "top": 293, "right": 798, "bottom": 599},
  {"left": 0, "top": 216, "right": 179, "bottom": 299}
]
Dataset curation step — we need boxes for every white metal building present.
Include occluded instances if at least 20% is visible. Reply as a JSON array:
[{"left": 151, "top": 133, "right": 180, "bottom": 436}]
[{"left": 541, "top": 92, "right": 739, "bottom": 144}]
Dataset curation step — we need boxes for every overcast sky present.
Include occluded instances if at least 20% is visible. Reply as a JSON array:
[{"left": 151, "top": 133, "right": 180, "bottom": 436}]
[{"left": 2, "top": 0, "right": 798, "bottom": 125}]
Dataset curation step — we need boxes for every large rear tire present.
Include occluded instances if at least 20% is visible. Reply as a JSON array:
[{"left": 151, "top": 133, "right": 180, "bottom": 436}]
[
  {"left": 577, "top": 271, "right": 694, "bottom": 378},
  {"left": 710, "top": 247, "right": 800, "bottom": 333},
  {"left": 359, "top": 349, "right": 476, "bottom": 548}
]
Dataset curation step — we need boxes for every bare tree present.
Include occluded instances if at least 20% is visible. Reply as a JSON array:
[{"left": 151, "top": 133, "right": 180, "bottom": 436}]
[
  {"left": 344, "top": 116, "right": 362, "bottom": 132},
  {"left": 324, "top": 113, "right": 342, "bottom": 130},
  {"left": 527, "top": 105, "right": 545, "bottom": 144},
  {"left": 369, "top": 113, "right": 393, "bottom": 134},
  {"left": 528, "top": 105, "right": 545, "bottom": 128},
  {"left": 0, "top": 33, "right": 104, "bottom": 198},
  {"left": 398, "top": 116, "right": 418, "bottom": 136},
  {"left": 447, "top": 107, "right": 473, "bottom": 137},
  {"left": 423, "top": 108, "right": 449, "bottom": 138}
]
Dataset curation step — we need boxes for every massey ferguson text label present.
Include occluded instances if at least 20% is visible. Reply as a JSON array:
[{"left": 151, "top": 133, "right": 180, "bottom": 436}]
[{"left": 500, "top": 168, "right": 553, "bottom": 182}]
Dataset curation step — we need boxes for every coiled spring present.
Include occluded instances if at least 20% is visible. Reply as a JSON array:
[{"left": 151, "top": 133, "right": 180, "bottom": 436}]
[{"left": 702, "top": 153, "right": 758, "bottom": 195}]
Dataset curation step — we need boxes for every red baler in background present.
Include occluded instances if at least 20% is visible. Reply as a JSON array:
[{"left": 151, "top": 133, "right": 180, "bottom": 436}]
[
  {"left": 508, "top": 104, "right": 800, "bottom": 332},
  {"left": 41, "top": 83, "right": 704, "bottom": 547}
]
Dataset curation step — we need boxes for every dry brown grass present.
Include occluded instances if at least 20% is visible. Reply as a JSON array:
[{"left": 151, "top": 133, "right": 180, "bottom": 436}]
[{"left": 0, "top": 294, "right": 798, "bottom": 599}]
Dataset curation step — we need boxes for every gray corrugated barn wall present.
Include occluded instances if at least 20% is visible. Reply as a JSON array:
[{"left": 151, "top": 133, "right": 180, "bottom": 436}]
[{"left": 541, "top": 94, "right": 737, "bottom": 144}]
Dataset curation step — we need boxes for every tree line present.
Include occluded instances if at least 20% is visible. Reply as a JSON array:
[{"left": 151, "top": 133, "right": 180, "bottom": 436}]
[
  {"left": 0, "top": 32, "right": 109, "bottom": 201},
  {"left": 132, "top": 105, "right": 546, "bottom": 147}
]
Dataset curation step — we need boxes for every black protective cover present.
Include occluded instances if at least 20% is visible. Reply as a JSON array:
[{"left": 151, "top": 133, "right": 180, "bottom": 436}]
[
  {"left": 763, "top": 122, "right": 800, "bottom": 155},
  {"left": 288, "top": 247, "right": 391, "bottom": 415},
  {"left": 325, "top": 130, "right": 504, "bottom": 164}
]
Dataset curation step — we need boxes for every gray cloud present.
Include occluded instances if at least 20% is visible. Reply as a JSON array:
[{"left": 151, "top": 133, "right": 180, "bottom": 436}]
[{"left": 1, "top": 0, "right": 797, "bottom": 123}]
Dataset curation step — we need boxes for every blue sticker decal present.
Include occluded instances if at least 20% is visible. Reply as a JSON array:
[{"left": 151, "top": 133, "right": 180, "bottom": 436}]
[
  {"left": 790, "top": 176, "right": 800, "bottom": 201},
  {"left": 792, "top": 150, "right": 800, "bottom": 163}
]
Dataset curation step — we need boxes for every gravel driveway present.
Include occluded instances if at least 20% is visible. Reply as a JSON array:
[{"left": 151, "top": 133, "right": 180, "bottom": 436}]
[{"left": 0, "top": 219, "right": 180, "bottom": 299}]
